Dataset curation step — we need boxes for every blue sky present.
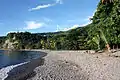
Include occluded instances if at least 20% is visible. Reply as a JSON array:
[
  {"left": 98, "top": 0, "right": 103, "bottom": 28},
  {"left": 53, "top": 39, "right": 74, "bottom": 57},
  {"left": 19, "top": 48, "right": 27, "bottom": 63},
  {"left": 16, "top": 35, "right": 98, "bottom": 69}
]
[{"left": 0, "top": 0, "right": 99, "bottom": 36}]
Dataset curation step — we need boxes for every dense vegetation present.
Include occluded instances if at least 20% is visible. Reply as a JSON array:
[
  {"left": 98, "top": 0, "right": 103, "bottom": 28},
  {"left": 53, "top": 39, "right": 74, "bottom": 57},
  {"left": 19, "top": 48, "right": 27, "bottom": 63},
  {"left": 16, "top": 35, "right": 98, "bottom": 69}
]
[
  {"left": 0, "top": 0, "right": 120, "bottom": 50},
  {"left": 0, "top": 27, "right": 89, "bottom": 50},
  {"left": 0, "top": 36, "right": 6, "bottom": 48},
  {"left": 90, "top": 0, "right": 120, "bottom": 51}
]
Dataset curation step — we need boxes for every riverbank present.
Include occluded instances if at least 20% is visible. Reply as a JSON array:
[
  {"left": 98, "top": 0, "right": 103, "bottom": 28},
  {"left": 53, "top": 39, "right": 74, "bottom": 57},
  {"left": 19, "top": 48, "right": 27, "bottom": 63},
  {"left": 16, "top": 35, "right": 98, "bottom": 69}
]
[{"left": 2, "top": 50, "right": 120, "bottom": 80}]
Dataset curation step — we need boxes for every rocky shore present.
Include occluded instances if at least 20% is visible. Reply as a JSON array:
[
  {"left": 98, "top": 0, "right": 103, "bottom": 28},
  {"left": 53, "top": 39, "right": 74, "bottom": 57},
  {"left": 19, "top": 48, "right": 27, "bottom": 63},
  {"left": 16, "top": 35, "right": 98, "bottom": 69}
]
[
  {"left": 3, "top": 50, "right": 120, "bottom": 80},
  {"left": 29, "top": 51, "right": 120, "bottom": 80}
]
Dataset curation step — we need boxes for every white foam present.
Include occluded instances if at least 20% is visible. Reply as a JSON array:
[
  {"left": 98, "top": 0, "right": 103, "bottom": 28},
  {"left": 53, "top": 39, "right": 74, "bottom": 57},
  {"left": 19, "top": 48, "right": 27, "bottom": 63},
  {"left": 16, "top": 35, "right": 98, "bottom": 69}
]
[{"left": 0, "top": 62, "right": 28, "bottom": 80}]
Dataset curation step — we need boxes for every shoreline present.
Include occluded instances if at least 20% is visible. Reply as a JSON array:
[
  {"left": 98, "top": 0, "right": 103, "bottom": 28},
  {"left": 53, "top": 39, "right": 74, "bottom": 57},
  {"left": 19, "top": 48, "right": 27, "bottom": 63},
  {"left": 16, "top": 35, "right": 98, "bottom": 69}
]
[
  {"left": 0, "top": 50, "right": 120, "bottom": 80},
  {"left": 28, "top": 51, "right": 120, "bottom": 80},
  {"left": 0, "top": 62, "right": 28, "bottom": 80},
  {"left": 0, "top": 50, "right": 47, "bottom": 80},
  {"left": 5, "top": 57, "right": 45, "bottom": 80}
]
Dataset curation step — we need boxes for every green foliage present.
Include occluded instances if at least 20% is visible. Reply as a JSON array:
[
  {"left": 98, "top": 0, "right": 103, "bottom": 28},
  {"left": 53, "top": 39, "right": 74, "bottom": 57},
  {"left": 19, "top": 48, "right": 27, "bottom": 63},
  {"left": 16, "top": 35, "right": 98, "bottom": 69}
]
[
  {"left": 0, "top": 0, "right": 120, "bottom": 50},
  {"left": 0, "top": 36, "right": 6, "bottom": 48},
  {"left": 0, "top": 27, "right": 88, "bottom": 50},
  {"left": 90, "top": 0, "right": 120, "bottom": 49}
]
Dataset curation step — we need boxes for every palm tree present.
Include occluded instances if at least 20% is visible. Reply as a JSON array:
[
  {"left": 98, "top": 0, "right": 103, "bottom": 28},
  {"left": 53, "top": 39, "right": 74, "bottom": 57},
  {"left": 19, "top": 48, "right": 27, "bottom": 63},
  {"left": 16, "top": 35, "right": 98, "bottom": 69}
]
[
  {"left": 89, "top": 26, "right": 111, "bottom": 52},
  {"left": 98, "top": 29, "right": 111, "bottom": 52},
  {"left": 92, "top": 35, "right": 101, "bottom": 50}
]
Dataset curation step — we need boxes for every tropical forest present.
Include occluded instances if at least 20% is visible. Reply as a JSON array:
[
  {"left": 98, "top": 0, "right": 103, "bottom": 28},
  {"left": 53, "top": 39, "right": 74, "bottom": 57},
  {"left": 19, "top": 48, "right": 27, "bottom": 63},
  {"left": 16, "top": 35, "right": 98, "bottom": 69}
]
[{"left": 0, "top": 0, "right": 120, "bottom": 51}]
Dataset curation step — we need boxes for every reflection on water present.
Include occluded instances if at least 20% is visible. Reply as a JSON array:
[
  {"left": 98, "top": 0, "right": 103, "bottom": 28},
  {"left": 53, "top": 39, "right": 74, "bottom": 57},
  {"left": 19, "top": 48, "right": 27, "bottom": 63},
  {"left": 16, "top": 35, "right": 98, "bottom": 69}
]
[{"left": 0, "top": 50, "right": 42, "bottom": 69}]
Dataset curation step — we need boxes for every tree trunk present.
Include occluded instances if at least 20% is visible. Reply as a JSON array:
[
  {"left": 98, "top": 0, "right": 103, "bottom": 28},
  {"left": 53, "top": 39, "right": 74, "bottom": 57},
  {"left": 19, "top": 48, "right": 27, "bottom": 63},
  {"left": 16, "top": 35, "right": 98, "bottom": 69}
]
[
  {"left": 117, "top": 44, "right": 118, "bottom": 51},
  {"left": 106, "top": 44, "right": 111, "bottom": 52},
  {"left": 98, "top": 45, "right": 100, "bottom": 50},
  {"left": 113, "top": 45, "right": 114, "bottom": 50}
]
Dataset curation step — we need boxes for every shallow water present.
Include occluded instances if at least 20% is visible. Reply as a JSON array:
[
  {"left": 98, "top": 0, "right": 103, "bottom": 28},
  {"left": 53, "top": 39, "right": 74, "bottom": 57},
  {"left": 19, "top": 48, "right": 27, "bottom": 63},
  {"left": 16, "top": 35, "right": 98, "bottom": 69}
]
[{"left": 0, "top": 50, "right": 42, "bottom": 69}]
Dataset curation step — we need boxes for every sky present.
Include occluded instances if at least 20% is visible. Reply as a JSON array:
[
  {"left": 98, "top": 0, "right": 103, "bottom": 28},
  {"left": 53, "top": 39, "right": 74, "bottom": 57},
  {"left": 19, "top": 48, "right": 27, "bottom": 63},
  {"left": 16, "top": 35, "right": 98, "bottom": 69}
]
[{"left": 0, "top": 0, "right": 99, "bottom": 36}]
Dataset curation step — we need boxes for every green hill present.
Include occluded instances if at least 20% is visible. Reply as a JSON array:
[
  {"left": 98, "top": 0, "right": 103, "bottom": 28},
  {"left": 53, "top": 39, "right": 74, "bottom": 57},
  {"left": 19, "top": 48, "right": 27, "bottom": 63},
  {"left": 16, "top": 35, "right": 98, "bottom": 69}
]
[{"left": 0, "top": 0, "right": 120, "bottom": 50}]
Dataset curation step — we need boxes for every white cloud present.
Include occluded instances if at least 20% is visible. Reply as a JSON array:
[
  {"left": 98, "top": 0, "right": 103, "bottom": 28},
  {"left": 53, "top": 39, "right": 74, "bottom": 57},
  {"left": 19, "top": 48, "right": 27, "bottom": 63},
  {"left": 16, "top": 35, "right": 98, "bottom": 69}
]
[
  {"left": 43, "top": 17, "right": 52, "bottom": 22},
  {"left": 29, "top": 0, "right": 63, "bottom": 11},
  {"left": 81, "top": 13, "right": 94, "bottom": 27},
  {"left": 79, "top": 21, "right": 92, "bottom": 27},
  {"left": 83, "top": 10, "right": 96, "bottom": 22},
  {"left": 83, "top": 16, "right": 93, "bottom": 22},
  {"left": 24, "top": 21, "right": 45, "bottom": 30},
  {"left": 56, "top": 22, "right": 92, "bottom": 32},
  {"left": 56, "top": 24, "right": 79, "bottom": 32},
  {"left": 29, "top": 4, "right": 54, "bottom": 11},
  {"left": 85, "top": 10, "right": 97, "bottom": 21},
  {"left": 64, "top": 24, "right": 79, "bottom": 31}
]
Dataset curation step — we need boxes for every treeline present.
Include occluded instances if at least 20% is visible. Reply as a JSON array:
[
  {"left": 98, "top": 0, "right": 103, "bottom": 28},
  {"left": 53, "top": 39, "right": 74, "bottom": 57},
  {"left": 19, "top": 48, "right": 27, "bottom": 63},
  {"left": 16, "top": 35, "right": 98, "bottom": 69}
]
[
  {"left": 0, "top": 36, "right": 6, "bottom": 48},
  {"left": 89, "top": 0, "right": 120, "bottom": 51},
  {"left": 0, "top": 23, "right": 120, "bottom": 50},
  {"left": 0, "top": 0, "right": 120, "bottom": 50},
  {"left": 1, "top": 27, "right": 90, "bottom": 50}
]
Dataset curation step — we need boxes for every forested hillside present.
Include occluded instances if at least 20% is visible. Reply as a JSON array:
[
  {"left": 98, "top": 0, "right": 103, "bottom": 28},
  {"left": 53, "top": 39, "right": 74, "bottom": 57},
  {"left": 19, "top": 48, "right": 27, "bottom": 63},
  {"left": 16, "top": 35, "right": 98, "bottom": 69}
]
[
  {"left": 89, "top": 0, "right": 120, "bottom": 51},
  {"left": 0, "top": 27, "right": 89, "bottom": 50},
  {"left": 0, "top": 0, "right": 120, "bottom": 50}
]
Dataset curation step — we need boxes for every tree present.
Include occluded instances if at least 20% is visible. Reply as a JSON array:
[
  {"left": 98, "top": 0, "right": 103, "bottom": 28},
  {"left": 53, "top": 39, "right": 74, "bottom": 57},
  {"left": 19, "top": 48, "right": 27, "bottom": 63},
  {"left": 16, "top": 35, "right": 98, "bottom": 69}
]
[
  {"left": 102, "top": 0, "right": 114, "bottom": 4},
  {"left": 90, "top": 0, "right": 120, "bottom": 52}
]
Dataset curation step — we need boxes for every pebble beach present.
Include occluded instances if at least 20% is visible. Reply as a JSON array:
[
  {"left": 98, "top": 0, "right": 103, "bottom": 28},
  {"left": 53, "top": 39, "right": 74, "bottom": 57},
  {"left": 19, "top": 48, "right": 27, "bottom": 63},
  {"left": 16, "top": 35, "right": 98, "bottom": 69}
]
[{"left": 1, "top": 50, "right": 120, "bottom": 80}]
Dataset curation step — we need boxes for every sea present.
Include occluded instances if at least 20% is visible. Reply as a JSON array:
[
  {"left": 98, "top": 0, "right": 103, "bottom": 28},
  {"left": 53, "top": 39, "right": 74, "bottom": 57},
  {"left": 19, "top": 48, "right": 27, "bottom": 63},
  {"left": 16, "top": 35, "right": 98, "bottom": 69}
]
[{"left": 0, "top": 50, "right": 44, "bottom": 80}]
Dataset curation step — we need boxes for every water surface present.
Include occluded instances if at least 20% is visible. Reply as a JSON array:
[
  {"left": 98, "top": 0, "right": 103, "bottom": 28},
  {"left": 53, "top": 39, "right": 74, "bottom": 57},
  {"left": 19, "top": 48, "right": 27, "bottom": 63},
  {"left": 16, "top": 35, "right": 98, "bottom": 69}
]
[{"left": 0, "top": 50, "right": 44, "bottom": 69}]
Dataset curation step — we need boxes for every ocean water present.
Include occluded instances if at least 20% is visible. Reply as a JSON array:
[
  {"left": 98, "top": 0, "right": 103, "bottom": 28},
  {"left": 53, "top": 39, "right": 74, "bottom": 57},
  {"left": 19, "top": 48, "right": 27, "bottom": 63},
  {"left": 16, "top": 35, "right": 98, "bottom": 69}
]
[
  {"left": 0, "top": 50, "right": 42, "bottom": 69},
  {"left": 0, "top": 50, "right": 46, "bottom": 80}
]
